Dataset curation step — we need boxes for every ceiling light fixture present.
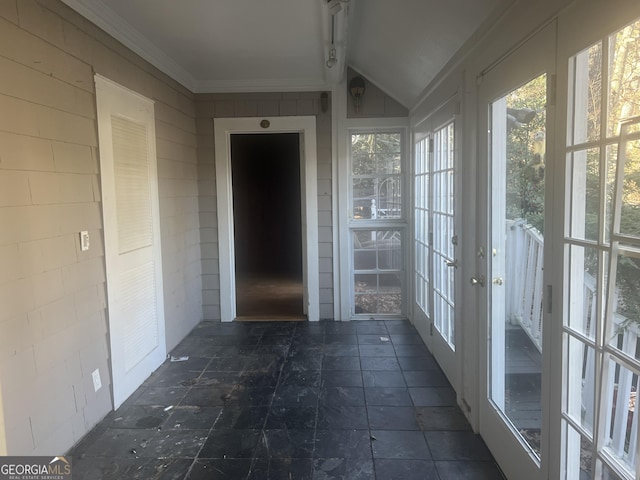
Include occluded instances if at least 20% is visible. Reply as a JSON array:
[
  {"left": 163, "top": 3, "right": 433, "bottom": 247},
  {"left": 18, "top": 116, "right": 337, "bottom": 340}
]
[{"left": 326, "top": 47, "right": 337, "bottom": 68}]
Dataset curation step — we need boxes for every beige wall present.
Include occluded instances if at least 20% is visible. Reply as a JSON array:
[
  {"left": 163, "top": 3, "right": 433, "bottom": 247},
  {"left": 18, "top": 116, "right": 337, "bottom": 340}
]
[
  {"left": 0, "top": 0, "right": 201, "bottom": 455},
  {"left": 195, "top": 93, "right": 335, "bottom": 320}
]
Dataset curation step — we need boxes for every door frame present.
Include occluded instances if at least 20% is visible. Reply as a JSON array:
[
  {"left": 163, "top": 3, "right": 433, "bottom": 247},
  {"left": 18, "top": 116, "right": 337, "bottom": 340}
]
[
  {"left": 476, "top": 22, "right": 557, "bottom": 480},
  {"left": 95, "top": 75, "right": 166, "bottom": 409},
  {"left": 214, "top": 116, "right": 319, "bottom": 322}
]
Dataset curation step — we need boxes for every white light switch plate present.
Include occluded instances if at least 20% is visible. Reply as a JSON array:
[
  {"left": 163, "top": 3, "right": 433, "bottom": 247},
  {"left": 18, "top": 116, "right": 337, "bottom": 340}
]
[
  {"left": 80, "top": 231, "right": 90, "bottom": 251},
  {"left": 92, "top": 369, "right": 101, "bottom": 392}
]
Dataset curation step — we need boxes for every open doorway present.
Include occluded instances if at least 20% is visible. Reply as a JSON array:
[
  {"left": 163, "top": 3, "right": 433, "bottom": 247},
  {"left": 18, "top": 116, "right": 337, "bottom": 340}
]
[{"left": 230, "top": 133, "right": 305, "bottom": 319}]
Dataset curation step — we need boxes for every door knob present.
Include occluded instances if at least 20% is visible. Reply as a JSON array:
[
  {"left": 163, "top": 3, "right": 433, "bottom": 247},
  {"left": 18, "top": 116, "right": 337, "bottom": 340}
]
[
  {"left": 493, "top": 277, "right": 504, "bottom": 285},
  {"left": 470, "top": 275, "right": 485, "bottom": 287},
  {"left": 445, "top": 259, "right": 458, "bottom": 268}
]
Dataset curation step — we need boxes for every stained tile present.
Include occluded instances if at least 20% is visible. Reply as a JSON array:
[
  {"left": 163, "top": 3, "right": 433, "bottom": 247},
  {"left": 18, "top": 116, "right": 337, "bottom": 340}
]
[
  {"left": 398, "top": 356, "right": 439, "bottom": 371},
  {"left": 198, "top": 429, "right": 261, "bottom": 458},
  {"left": 325, "top": 334, "right": 358, "bottom": 345},
  {"left": 181, "top": 385, "right": 235, "bottom": 407},
  {"left": 272, "top": 385, "right": 319, "bottom": 406},
  {"left": 250, "top": 457, "right": 313, "bottom": 479},
  {"left": 323, "top": 344, "right": 359, "bottom": 356},
  {"left": 266, "top": 405, "right": 317, "bottom": 429},
  {"left": 425, "top": 431, "right": 493, "bottom": 461},
  {"left": 362, "top": 371, "right": 406, "bottom": 388},
  {"left": 322, "top": 355, "right": 361, "bottom": 371},
  {"left": 144, "top": 429, "right": 208, "bottom": 458},
  {"left": 393, "top": 344, "right": 430, "bottom": 357},
  {"left": 314, "top": 430, "right": 372, "bottom": 459},
  {"left": 214, "top": 405, "right": 269, "bottom": 429},
  {"left": 367, "top": 406, "right": 420, "bottom": 431},
  {"left": 70, "top": 320, "right": 501, "bottom": 480},
  {"left": 403, "top": 370, "right": 449, "bottom": 387},
  {"left": 312, "top": 458, "right": 374, "bottom": 479},
  {"left": 364, "top": 387, "right": 412, "bottom": 406},
  {"left": 166, "top": 406, "right": 221, "bottom": 430},
  {"left": 106, "top": 405, "right": 170, "bottom": 429},
  {"left": 186, "top": 459, "right": 252, "bottom": 479},
  {"left": 256, "top": 429, "right": 315, "bottom": 458},
  {"left": 317, "top": 405, "right": 368, "bottom": 429},
  {"left": 360, "top": 357, "right": 401, "bottom": 371},
  {"left": 409, "top": 387, "right": 457, "bottom": 407},
  {"left": 321, "top": 371, "right": 363, "bottom": 387},
  {"left": 319, "top": 386, "right": 365, "bottom": 406},
  {"left": 415, "top": 406, "right": 471, "bottom": 431},
  {"left": 279, "top": 369, "right": 321, "bottom": 386},
  {"left": 132, "top": 387, "right": 189, "bottom": 406},
  {"left": 358, "top": 344, "right": 396, "bottom": 357},
  {"left": 374, "top": 458, "right": 440, "bottom": 480},
  {"left": 371, "top": 430, "right": 431, "bottom": 460},
  {"left": 434, "top": 460, "right": 506, "bottom": 479}
]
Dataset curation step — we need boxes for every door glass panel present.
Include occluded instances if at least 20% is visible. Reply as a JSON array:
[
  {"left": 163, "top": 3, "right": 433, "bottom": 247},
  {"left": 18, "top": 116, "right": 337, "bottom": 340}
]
[
  {"left": 602, "top": 359, "right": 638, "bottom": 477},
  {"left": 490, "top": 74, "right": 546, "bottom": 458},
  {"left": 415, "top": 137, "right": 430, "bottom": 316},
  {"left": 432, "top": 123, "right": 456, "bottom": 348},
  {"left": 567, "top": 245, "right": 600, "bottom": 339}
]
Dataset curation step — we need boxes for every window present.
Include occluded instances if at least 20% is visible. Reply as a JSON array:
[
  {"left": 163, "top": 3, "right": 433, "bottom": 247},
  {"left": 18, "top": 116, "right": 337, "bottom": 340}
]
[{"left": 350, "top": 131, "right": 405, "bottom": 316}]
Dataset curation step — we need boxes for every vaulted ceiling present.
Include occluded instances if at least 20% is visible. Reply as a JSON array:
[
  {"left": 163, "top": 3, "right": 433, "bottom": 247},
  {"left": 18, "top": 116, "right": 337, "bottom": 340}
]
[{"left": 61, "top": 0, "right": 512, "bottom": 108}]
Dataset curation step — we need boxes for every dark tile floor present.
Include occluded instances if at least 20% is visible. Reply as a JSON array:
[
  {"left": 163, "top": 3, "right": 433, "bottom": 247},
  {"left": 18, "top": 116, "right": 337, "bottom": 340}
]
[{"left": 70, "top": 320, "right": 505, "bottom": 479}]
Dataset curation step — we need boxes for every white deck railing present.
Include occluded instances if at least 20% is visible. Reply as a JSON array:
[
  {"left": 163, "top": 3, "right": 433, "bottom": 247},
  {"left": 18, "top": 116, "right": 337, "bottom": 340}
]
[{"left": 505, "top": 220, "right": 637, "bottom": 467}]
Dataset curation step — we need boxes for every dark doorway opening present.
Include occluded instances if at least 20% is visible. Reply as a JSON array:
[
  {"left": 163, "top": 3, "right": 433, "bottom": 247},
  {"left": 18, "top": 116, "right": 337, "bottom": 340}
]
[{"left": 230, "top": 133, "right": 304, "bottom": 319}]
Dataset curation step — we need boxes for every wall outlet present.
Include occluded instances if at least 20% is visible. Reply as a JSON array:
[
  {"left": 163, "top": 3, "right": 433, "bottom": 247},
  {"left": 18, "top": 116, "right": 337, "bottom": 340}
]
[{"left": 92, "top": 369, "right": 102, "bottom": 392}]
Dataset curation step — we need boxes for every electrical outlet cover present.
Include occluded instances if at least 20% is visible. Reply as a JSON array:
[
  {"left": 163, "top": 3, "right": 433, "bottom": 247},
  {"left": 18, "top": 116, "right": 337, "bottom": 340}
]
[{"left": 92, "top": 369, "right": 102, "bottom": 392}]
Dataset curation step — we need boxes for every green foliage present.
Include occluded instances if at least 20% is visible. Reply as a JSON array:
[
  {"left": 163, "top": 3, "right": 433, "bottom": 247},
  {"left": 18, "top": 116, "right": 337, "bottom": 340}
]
[{"left": 505, "top": 75, "right": 547, "bottom": 233}]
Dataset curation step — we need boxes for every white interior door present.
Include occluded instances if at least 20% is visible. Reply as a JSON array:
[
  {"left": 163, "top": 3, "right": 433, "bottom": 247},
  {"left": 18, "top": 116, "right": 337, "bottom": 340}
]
[
  {"left": 476, "top": 25, "right": 556, "bottom": 480},
  {"left": 95, "top": 75, "right": 166, "bottom": 409}
]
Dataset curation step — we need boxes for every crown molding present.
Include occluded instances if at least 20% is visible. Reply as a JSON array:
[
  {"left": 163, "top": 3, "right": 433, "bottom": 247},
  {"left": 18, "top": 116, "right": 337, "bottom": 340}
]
[
  {"left": 192, "top": 77, "right": 330, "bottom": 94},
  {"left": 60, "top": 0, "right": 197, "bottom": 91}
]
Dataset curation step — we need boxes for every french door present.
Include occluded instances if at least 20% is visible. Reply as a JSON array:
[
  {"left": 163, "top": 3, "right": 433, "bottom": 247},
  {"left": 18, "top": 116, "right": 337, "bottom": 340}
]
[
  {"left": 414, "top": 114, "right": 459, "bottom": 386},
  {"left": 477, "top": 24, "right": 556, "bottom": 480},
  {"left": 560, "top": 12, "right": 640, "bottom": 478}
]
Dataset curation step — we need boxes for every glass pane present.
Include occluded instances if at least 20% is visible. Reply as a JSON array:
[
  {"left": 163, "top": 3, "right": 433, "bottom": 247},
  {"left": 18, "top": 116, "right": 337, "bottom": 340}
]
[
  {"left": 618, "top": 139, "right": 640, "bottom": 238},
  {"left": 601, "top": 358, "right": 638, "bottom": 477},
  {"left": 565, "top": 336, "right": 596, "bottom": 434},
  {"left": 597, "top": 461, "right": 626, "bottom": 480},
  {"left": 606, "top": 144, "right": 619, "bottom": 243},
  {"left": 569, "top": 42, "right": 602, "bottom": 146},
  {"left": 353, "top": 231, "right": 403, "bottom": 316},
  {"left": 567, "top": 245, "right": 600, "bottom": 339},
  {"left": 607, "top": 252, "right": 640, "bottom": 360},
  {"left": 569, "top": 148, "right": 600, "bottom": 241},
  {"left": 607, "top": 19, "right": 640, "bottom": 137},
  {"left": 351, "top": 132, "right": 403, "bottom": 221},
  {"left": 563, "top": 421, "right": 593, "bottom": 480},
  {"left": 490, "top": 74, "right": 546, "bottom": 459}
]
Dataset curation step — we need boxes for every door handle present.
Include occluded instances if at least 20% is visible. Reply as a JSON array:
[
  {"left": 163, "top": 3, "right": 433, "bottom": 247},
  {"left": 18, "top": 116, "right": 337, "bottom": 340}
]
[
  {"left": 445, "top": 259, "right": 458, "bottom": 268},
  {"left": 493, "top": 277, "right": 504, "bottom": 285},
  {"left": 470, "top": 275, "right": 485, "bottom": 287}
]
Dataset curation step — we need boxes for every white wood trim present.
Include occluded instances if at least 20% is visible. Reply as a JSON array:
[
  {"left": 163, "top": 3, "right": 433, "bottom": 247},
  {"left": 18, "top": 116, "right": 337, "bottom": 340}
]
[{"left": 213, "top": 116, "right": 319, "bottom": 322}]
